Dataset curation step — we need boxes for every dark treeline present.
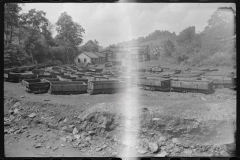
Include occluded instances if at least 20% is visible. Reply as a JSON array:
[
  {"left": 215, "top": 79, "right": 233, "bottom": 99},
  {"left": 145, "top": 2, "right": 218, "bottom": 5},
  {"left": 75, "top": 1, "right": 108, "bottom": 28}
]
[
  {"left": 109, "top": 7, "right": 236, "bottom": 67},
  {"left": 4, "top": 3, "right": 101, "bottom": 68}
]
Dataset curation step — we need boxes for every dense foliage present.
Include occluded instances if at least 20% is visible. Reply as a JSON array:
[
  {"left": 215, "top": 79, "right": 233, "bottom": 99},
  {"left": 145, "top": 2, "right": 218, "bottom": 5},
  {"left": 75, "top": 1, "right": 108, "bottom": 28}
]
[
  {"left": 4, "top": 4, "right": 86, "bottom": 68},
  {"left": 110, "top": 7, "right": 236, "bottom": 67}
]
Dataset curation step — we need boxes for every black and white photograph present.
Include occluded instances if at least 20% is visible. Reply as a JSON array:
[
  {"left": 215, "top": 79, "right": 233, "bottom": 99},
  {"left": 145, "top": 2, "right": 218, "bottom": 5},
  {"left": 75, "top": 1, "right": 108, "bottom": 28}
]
[{"left": 4, "top": 2, "right": 236, "bottom": 157}]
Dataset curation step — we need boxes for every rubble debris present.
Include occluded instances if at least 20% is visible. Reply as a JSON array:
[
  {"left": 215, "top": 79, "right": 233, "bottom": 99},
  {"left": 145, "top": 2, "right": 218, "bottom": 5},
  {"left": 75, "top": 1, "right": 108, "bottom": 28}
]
[
  {"left": 66, "top": 135, "right": 73, "bottom": 142},
  {"left": 152, "top": 118, "right": 160, "bottom": 121},
  {"left": 220, "top": 150, "right": 230, "bottom": 157},
  {"left": 28, "top": 113, "right": 36, "bottom": 118},
  {"left": 72, "top": 141, "right": 80, "bottom": 148},
  {"left": 53, "top": 147, "right": 59, "bottom": 151},
  {"left": 8, "top": 128, "right": 15, "bottom": 134},
  {"left": 155, "top": 151, "right": 167, "bottom": 157},
  {"left": 34, "top": 143, "right": 42, "bottom": 148},
  {"left": 141, "top": 108, "right": 149, "bottom": 112},
  {"left": 21, "top": 126, "right": 28, "bottom": 129},
  {"left": 61, "top": 126, "right": 67, "bottom": 131},
  {"left": 13, "top": 108, "right": 19, "bottom": 114},
  {"left": 137, "top": 148, "right": 148, "bottom": 154},
  {"left": 72, "top": 127, "right": 78, "bottom": 135},
  {"left": 74, "top": 134, "right": 81, "bottom": 140},
  {"left": 63, "top": 118, "right": 68, "bottom": 123},
  {"left": 14, "top": 129, "right": 21, "bottom": 134},
  {"left": 95, "top": 147, "right": 102, "bottom": 152},
  {"left": 112, "top": 151, "right": 118, "bottom": 157},
  {"left": 148, "top": 142, "right": 159, "bottom": 153},
  {"left": 183, "top": 149, "right": 193, "bottom": 156},
  {"left": 12, "top": 102, "right": 21, "bottom": 108},
  {"left": 60, "top": 137, "right": 67, "bottom": 142},
  {"left": 69, "top": 124, "right": 75, "bottom": 129},
  {"left": 4, "top": 122, "right": 10, "bottom": 126},
  {"left": 85, "top": 136, "right": 91, "bottom": 141},
  {"left": 158, "top": 136, "right": 167, "bottom": 142},
  {"left": 172, "top": 138, "right": 180, "bottom": 144},
  {"left": 9, "top": 110, "right": 14, "bottom": 115},
  {"left": 88, "top": 131, "right": 95, "bottom": 135}
]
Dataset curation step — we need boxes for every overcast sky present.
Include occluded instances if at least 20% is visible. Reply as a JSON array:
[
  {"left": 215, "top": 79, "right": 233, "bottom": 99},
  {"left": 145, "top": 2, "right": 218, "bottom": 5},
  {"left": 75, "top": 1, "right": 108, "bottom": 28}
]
[{"left": 21, "top": 3, "right": 235, "bottom": 48}]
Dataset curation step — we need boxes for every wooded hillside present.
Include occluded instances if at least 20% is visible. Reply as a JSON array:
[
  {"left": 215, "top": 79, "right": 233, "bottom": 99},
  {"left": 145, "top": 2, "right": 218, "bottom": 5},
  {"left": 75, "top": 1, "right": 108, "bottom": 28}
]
[{"left": 109, "top": 7, "right": 236, "bottom": 67}]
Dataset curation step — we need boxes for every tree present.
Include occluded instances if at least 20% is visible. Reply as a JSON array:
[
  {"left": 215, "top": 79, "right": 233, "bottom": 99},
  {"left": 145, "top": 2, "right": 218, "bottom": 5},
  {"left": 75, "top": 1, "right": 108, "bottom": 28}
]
[
  {"left": 80, "top": 40, "right": 99, "bottom": 52},
  {"left": 20, "top": 9, "right": 50, "bottom": 64},
  {"left": 4, "top": 43, "right": 30, "bottom": 67},
  {"left": 55, "top": 12, "right": 85, "bottom": 64},
  {"left": 94, "top": 39, "right": 99, "bottom": 45},
  {"left": 201, "top": 7, "right": 235, "bottom": 55},
  {"left": 162, "top": 40, "right": 175, "bottom": 57},
  {"left": 177, "top": 26, "right": 196, "bottom": 45},
  {"left": 4, "top": 3, "right": 22, "bottom": 45}
]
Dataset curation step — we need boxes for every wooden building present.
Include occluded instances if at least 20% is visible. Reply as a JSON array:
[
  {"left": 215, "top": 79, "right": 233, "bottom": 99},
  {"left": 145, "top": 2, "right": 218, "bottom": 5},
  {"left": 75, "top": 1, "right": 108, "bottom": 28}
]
[{"left": 74, "top": 52, "right": 99, "bottom": 65}]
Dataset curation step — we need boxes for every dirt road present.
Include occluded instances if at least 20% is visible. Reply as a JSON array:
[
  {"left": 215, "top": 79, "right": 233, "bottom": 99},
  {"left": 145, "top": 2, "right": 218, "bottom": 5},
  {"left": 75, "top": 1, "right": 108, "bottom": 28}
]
[{"left": 4, "top": 79, "right": 236, "bottom": 157}]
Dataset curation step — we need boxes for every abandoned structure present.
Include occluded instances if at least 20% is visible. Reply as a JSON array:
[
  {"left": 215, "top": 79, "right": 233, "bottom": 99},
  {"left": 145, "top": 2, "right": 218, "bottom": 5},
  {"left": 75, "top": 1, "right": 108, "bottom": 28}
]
[
  {"left": 74, "top": 52, "right": 106, "bottom": 65},
  {"left": 110, "top": 45, "right": 150, "bottom": 68}
]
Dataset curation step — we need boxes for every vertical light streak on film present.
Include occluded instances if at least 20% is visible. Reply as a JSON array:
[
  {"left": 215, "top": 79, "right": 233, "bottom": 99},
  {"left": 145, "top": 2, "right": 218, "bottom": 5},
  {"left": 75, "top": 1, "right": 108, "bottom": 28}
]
[{"left": 118, "top": 5, "right": 140, "bottom": 158}]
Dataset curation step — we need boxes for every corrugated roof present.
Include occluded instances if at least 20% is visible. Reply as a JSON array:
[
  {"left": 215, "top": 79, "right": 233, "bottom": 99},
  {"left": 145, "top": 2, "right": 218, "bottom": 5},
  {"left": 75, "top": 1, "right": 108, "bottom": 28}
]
[
  {"left": 94, "top": 52, "right": 105, "bottom": 58},
  {"left": 82, "top": 52, "right": 99, "bottom": 58}
]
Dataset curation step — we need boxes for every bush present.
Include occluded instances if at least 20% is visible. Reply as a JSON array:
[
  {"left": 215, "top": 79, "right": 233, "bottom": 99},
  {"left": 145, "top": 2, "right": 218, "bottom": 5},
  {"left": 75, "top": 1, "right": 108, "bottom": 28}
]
[
  {"left": 201, "top": 52, "right": 232, "bottom": 67},
  {"left": 187, "top": 52, "right": 208, "bottom": 66}
]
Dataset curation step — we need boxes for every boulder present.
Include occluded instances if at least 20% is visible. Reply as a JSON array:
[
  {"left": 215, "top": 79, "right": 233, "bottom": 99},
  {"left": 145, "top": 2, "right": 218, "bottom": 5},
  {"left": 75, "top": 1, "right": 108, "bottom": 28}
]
[
  {"left": 28, "top": 113, "right": 36, "bottom": 118},
  {"left": 74, "top": 134, "right": 81, "bottom": 140},
  {"left": 35, "top": 143, "right": 42, "bottom": 148},
  {"left": 95, "top": 147, "right": 102, "bottom": 152},
  {"left": 137, "top": 148, "right": 148, "bottom": 154},
  {"left": 112, "top": 152, "right": 118, "bottom": 157},
  {"left": 172, "top": 138, "right": 180, "bottom": 144},
  {"left": 183, "top": 149, "right": 193, "bottom": 156},
  {"left": 158, "top": 136, "right": 167, "bottom": 142},
  {"left": 63, "top": 118, "right": 68, "bottom": 123},
  {"left": 155, "top": 151, "right": 167, "bottom": 157},
  {"left": 85, "top": 136, "right": 91, "bottom": 141},
  {"left": 148, "top": 142, "right": 159, "bottom": 153},
  {"left": 72, "top": 127, "right": 78, "bottom": 135},
  {"left": 13, "top": 108, "right": 19, "bottom": 114},
  {"left": 21, "top": 126, "right": 28, "bottom": 129},
  {"left": 88, "top": 131, "right": 95, "bottom": 135},
  {"left": 62, "top": 126, "right": 67, "bottom": 131},
  {"left": 220, "top": 150, "right": 230, "bottom": 157},
  {"left": 12, "top": 102, "right": 21, "bottom": 108},
  {"left": 60, "top": 137, "right": 67, "bottom": 142},
  {"left": 14, "top": 129, "right": 21, "bottom": 134},
  {"left": 53, "top": 147, "right": 59, "bottom": 151},
  {"left": 66, "top": 135, "right": 74, "bottom": 142},
  {"left": 69, "top": 124, "right": 75, "bottom": 129}
]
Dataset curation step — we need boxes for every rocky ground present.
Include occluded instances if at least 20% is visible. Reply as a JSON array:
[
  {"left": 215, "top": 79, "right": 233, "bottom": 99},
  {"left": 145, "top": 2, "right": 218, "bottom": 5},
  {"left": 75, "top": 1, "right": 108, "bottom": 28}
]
[{"left": 4, "top": 74, "right": 236, "bottom": 157}]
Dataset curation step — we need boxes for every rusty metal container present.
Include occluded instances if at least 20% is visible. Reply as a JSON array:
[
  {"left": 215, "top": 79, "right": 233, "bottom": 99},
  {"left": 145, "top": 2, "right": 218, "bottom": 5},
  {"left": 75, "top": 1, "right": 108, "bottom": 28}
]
[
  {"left": 49, "top": 81, "right": 87, "bottom": 94},
  {"left": 171, "top": 79, "right": 214, "bottom": 93},
  {"left": 138, "top": 77, "right": 171, "bottom": 91},
  {"left": 87, "top": 80, "right": 126, "bottom": 95},
  {"left": 22, "top": 78, "right": 41, "bottom": 86}
]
